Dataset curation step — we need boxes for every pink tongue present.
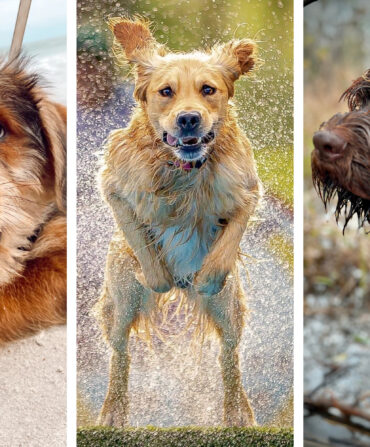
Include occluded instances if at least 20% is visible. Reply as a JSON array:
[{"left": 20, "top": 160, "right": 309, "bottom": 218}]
[{"left": 167, "top": 134, "right": 178, "bottom": 146}]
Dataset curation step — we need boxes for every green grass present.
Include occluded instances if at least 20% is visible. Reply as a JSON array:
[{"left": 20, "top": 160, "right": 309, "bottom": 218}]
[
  {"left": 255, "top": 147, "right": 293, "bottom": 208},
  {"left": 77, "top": 426, "right": 293, "bottom": 447}
]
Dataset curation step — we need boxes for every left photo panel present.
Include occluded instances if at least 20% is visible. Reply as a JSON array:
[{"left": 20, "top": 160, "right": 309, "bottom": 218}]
[{"left": 0, "top": 0, "right": 66, "bottom": 445}]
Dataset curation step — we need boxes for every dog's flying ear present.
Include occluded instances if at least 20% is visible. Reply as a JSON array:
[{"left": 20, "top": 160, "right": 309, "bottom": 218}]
[
  {"left": 109, "top": 18, "right": 156, "bottom": 61},
  {"left": 39, "top": 101, "right": 66, "bottom": 212},
  {"left": 211, "top": 39, "right": 258, "bottom": 96},
  {"left": 108, "top": 18, "right": 166, "bottom": 101}
]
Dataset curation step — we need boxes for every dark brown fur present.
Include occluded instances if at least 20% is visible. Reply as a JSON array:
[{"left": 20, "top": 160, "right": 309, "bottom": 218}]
[
  {"left": 0, "top": 58, "right": 66, "bottom": 343},
  {"left": 311, "top": 69, "right": 370, "bottom": 231}
]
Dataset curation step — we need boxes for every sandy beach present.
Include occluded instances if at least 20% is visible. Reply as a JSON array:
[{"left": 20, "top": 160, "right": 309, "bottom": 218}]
[{"left": 0, "top": 327, "right": 66, "bottom": 447}]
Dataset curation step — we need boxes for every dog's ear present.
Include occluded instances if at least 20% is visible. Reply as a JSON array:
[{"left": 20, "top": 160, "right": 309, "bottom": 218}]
[
  {"left": 109, "top": 17, "right": 155, "bottom": 61},
  {"left": 211, "top": 39, "right": 258, "bottom": 96},
  {"left": 39, "top": 101, "right": 66, "bottom": 212},
  {"left": 108, "top": 18, "right": 166, "bottom": 101}
]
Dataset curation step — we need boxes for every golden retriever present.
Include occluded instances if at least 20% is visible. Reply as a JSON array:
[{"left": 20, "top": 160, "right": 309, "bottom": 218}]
[{"left": 96, "top": 18, "right": 260, "bottom": 427}]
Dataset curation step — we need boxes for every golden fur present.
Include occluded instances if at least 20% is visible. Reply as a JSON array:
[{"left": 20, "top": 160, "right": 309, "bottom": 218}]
[
  {"left": 96, "top": 18, "right": 261, "bottom": 427},
  {"left": 0, "top": 59, "right": 66, "bottom": 343}
]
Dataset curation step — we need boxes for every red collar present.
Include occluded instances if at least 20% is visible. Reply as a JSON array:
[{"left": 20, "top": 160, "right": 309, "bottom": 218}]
[{"left": 167, "top": 156, "right": 208, "bottom": 172}]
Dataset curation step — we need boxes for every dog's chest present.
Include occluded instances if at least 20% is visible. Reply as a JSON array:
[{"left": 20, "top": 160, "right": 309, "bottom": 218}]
[
  {"left": 152, "top": 214, "right": 220, "bottom": 281},
  {"left": 126, "top": 185, "right": 226, "bottom": 281}
]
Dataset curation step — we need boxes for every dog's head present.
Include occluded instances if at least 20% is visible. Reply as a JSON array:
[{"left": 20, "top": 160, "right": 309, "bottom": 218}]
[
  {"left": 0, "top": 58, "right": 66, "bottom": 284},
  {"left": 311, "top": 70, "right": 370, "bottom": 230},
  {"left": 109, "top": 17, "right": 257, "bottom": 161}
]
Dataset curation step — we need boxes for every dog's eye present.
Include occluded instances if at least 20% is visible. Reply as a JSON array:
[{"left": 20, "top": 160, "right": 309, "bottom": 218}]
[
  {"left": 202, "top": 85, "right": 216, "bottom": 96},
  {"left": 159, "top": 87, "right": 173, "bottom": 97},
  {"left": 0, "top": 125, "right": 6, "bottom": 140}
]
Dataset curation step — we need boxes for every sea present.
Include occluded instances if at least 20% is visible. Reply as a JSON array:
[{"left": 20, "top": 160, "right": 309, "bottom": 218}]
[{"left": 0, "top": 36, "right": 66, "bottom": 103}]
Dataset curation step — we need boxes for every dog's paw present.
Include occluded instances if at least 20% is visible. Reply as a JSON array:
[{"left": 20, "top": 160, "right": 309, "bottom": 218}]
[
  {"left": 97, "top": 410, "right": 127, "bottom": 428},
  {"left": 194, "top": 271, "right": 228, "bottom": 296},
  {"left": 150, "top": 281, "right": 173, "bottom": 294},
  {"left": 135, "top": 266, "right": 173, "bottom": 294}
]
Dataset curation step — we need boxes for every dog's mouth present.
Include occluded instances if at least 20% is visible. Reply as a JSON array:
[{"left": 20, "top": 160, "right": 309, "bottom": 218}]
[
  {"left": 163, "top": 132, "right": 215, "bottom": 148},
  {"left": 162, "top": 131, "right": 215, "bottom": 160}
]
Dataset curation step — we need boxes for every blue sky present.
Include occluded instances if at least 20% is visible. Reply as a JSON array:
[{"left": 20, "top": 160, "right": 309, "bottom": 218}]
[{"left": 0, "top": 0, "right": 66, "bottom": 50}]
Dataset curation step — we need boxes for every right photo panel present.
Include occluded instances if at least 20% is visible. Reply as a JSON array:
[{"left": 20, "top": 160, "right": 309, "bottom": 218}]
[{"left": 304, "top": 0, "right": 370, "bottom": 445}]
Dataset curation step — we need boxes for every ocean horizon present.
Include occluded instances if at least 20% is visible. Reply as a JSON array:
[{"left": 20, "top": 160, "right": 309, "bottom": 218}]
[{"left": 1, "top": 36, "right": 66, "bottom": 103}]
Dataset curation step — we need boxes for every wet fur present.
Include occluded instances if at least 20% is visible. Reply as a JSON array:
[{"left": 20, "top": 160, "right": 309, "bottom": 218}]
[
  {"left": 96, "top": 18, "right": 261, "bottom": 427},
  {"left": 0, "top": 58, "right": 66, "bottom": 343},
  {"left": 311, "top": 70, "right": 370, "bottom": 231}
]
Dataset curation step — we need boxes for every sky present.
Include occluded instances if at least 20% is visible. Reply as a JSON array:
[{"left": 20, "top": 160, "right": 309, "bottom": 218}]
[{"left": 0, "top": 0, "right": 66, "bottom": 50}]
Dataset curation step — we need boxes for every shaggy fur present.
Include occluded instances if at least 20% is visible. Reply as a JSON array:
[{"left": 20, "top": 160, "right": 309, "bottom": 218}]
[
  {"left": 96, "top": 18, "right": 261, "bottom": 427},
  {"left": 0, "top": 58, "right": 66, "bottom": 343},
  {"left": 312, "top": 69, "right": 370, "bottom": 231}
]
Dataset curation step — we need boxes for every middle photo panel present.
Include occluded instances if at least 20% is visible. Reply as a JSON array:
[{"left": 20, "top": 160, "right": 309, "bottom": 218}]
[{"left": 77, "top": 0, "right": 294, "bottom": 432}]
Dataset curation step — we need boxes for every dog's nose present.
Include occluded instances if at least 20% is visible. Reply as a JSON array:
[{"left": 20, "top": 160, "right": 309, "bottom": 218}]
[
  {"left": 177, "top": 112, "right": 201, "bottom": 132},
  {"left": 313, "top": 131, "right": 347, "bottom": 158}
]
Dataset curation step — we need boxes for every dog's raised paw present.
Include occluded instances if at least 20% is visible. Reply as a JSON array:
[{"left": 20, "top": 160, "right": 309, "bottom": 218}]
[{"left": 195, "top": 273, "right": 227, "bottom": 296}]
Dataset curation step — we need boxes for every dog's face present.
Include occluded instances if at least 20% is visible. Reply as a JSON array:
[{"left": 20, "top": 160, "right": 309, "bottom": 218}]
[
  {"left": 311, "top": 70, "right": 370, "bottom": 229},
  {"left": 312, "top": 110, "right": 370, "bottom": 200},
  {"left": 110, "top": 18, "right": 257, "bottom": 161},
  {"left": 0, "top": 59, "right": 66, "bottom": 284}
]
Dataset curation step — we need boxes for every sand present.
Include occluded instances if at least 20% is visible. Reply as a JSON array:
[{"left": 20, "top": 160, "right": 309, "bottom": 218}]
[{"left": 0, "top": 326, "right": 66, "bottom": 447}]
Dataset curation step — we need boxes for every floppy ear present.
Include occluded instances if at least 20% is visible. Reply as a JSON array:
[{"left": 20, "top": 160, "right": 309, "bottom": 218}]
[
  {"left": 39, "top": 101, "right": 66, "bottom": 212},
  {"left": 109, "top": 17, "right": 155, "bottom": 61},
  {"left": 108, "top": 18, "right": 166, "bottom": 101},
  {"left": 211, "top": 39, "right": 258, "bottom": 96}
]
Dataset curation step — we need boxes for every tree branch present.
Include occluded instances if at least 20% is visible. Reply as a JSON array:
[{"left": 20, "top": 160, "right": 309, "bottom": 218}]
[{"left": 305, "top": 394, "right": 370, "bottom": 435}]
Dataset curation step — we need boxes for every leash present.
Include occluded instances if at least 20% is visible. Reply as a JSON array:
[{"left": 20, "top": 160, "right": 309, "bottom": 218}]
[{"left": 9, "top": 0, "right": 32, "bottom": 60}]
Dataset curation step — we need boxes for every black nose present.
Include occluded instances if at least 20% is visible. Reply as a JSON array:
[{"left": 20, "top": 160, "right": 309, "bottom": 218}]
[
  {"left": 177, "top": 112, "right": 201, "bottom": 132},
  {"left": 313, "top": 131, "right": 347, "bottom": 156}
]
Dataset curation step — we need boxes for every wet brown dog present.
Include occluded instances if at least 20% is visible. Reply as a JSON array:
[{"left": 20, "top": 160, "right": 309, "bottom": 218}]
[
  {"left": 312, "top": 69, "right": 370, "bottom": 230},
  {"left": 0, "top": 58, "right": 66, "bottom": 343},
  {"left": 96, "top": 18, "right": 260, "bottom": 426}
]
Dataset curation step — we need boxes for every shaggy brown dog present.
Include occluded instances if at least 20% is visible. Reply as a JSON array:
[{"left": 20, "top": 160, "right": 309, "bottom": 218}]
[
  {"left": 0, "top": 58, "right": 66, "bottom": 343},
  {"left": 96, "top": 18, "right": 261, "bottom": 427},
  {"left": 312, "top": 69, "right": 370, "bottom": 230}
]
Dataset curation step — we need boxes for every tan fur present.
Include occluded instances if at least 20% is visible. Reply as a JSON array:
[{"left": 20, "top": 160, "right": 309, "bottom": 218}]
[
  {"left": 0, "top": 60, "right": 66, "bottom": 343},
  {"left": 97, "top": 18, "right": 261, "bottom": 427}
]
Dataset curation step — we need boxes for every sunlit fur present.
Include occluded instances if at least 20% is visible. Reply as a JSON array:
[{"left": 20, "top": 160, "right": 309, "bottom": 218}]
[
  {"left": 311, "top": 69, "right": 370, "bottom": 231},
  {"left": 96, "top": 18, "right": 261, "bottom": 427},
  {"left": 0, "top": 58, "right": 66, "bottom": 342}
]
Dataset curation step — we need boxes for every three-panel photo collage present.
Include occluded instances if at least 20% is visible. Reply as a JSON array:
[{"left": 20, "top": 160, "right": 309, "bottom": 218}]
[{"left": 0, "top": 0, "right": 369, "bottom": 446}]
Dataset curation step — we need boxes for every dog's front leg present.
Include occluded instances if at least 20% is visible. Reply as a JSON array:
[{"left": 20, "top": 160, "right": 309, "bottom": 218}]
[
  {"left": 107, "top": 193, "right": 173, "bottom": 293},
  {"left": 195, "top": 189, "right": 258, "bottom": 296}
]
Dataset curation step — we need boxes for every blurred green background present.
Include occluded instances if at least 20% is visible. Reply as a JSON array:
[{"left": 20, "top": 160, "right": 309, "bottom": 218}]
[{"left": 77, "top": 0, "right": 293, "bottom": 207}]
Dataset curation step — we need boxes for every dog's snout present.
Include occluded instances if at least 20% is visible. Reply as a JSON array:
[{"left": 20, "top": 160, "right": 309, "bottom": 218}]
[
  {"left": 177, "top": 112, "right": 201, "bottom": 132},
  {"left": 313, "top": 131, "right": 347, "bottom": 159}
]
